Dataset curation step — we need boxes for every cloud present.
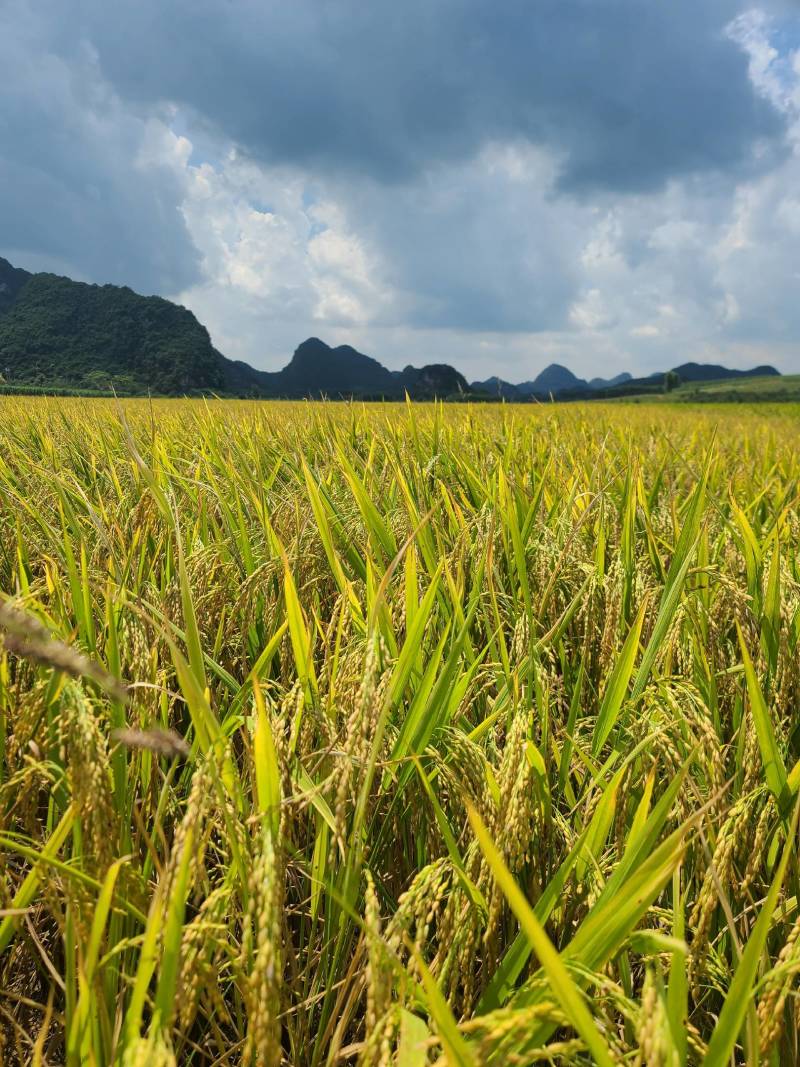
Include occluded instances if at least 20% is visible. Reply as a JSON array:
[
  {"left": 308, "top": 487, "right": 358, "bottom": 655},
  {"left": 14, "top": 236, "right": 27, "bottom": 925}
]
[
  {"left": 168, "top": 154, "right": 397, "bottom": 365},
  {"left": 0, "top": 0, "right": 200, "bottom": 293},
  {"left": 55, "top": 0, "right": 785, "bottom": 193}
]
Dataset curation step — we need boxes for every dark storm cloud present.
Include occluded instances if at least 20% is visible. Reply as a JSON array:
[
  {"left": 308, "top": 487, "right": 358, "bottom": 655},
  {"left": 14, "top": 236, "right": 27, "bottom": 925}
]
[
  {"left": 0, "top": 2, "right": 201, "bottom": 294},
  {"left": 58, "top": 0, "right": 785, "bottom": 192}
]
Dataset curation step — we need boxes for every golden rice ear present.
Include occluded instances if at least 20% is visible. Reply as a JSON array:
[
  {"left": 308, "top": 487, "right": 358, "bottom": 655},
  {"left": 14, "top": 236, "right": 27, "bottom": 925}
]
[{"left": 242, "top": 827, "right": 283, "bottom": 1067}]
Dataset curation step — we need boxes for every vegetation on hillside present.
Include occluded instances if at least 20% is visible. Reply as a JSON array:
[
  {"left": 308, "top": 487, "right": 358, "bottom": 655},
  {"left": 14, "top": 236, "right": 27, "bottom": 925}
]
[
  {"left": 667, "top": 375, "right": 800, "bottom": 403},
  {"left": 0, "top": 273, "right": 234, "bottom": 394},
  {"left": 1, "top": 399, "right": 800, "bottom": 1064},
  {"left": 612, "top": 376, "right": 800, "bottom": 405}
]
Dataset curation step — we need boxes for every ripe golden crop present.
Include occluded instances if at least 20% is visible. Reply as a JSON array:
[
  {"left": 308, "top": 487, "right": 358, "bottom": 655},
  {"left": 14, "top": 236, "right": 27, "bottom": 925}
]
[{"left": 1, "top": 397, "right": 799, "bottom": 1065}]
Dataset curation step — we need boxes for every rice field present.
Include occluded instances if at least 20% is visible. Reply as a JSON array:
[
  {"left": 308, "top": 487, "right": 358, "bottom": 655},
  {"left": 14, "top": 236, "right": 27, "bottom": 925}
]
[{"left": 1, "top": 397, "right": 800, "bottom": 1066}]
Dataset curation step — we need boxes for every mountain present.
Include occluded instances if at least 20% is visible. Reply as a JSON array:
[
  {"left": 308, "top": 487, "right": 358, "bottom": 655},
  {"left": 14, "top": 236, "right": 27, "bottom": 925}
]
[
  {"left": 518, "top": 363, "right": 588, "bottom": 396},
  {"left": 400, "top": 363, "right": 469, "bottom": 397},
  {"left": 0, "top": 261, "right": 474, "bottom": 398},
  {"left": 278, "top": 337, "right": 396, "bottom": 396},
  {"left": 472, "top": 368, "right": 632, "bottom": 398},
  {"left": 671, "top": 362, "right": 780, "bottom": 382},
  {"left": 0, "top": 257, "right": 783, "bottom": 399},
  {"left": 0, "top": 263, "right": 467, "bottom": 398},
  {"left": 479, "top": 363, "right": 780, "bottom": 399},
  {"left": 271, "top": 340, "right": 469, "bottom": 398},
  {"left": 0, "top": 261, "right": 252, "bottom": 394},
  {"left": 470, "top": 376, "right": 521, "bottom": 399},
  {"left": 588, "top": 372, "right": 632, "bottom": 389}
]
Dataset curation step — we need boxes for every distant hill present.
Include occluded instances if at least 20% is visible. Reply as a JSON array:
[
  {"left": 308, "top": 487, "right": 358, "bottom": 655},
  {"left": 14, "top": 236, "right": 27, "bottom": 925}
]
[
  {"left": 400, "top": 363, "right": 469, "bottom": 397},
  {"left": 589, "top": 372, "right": 632, "bottom": 389},
  {"left": 518, "top": 363, "right": 588, "bottom": 396},
  {"left": 670, "top": 362, "right": 780, "bottom": 382},
  {"left": 0, "top": 256, "right": 784, "bottom": 399},
  {"left": 271, "top": 340, "right": 469, "bottom": 398},
  {"left": 470, "top": 376, "right": 521, "bottom": 399},
  {"left": 591, "top": 362, "right": 782, "bottom": 400},
  {"left": 472, "top": 369, "right": 633, "bottom": 398},
  {"left": 278, "top": 337, "right": 395, "bottom": 396}
]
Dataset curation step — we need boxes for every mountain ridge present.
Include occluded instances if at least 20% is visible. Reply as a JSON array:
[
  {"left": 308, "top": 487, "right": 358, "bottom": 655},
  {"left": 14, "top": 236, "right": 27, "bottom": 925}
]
[{"left": 0, "top": 257, "right": 781, "bottom": 398}]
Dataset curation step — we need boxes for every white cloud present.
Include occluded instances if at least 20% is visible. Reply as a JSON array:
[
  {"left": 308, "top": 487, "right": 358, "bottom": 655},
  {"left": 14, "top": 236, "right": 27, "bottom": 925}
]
[
  {"left": 630, "top": 324, "right": 660, "bottom": 339},
  {"left": 570, "top": 290, "right": 616, "bottom": 331}
]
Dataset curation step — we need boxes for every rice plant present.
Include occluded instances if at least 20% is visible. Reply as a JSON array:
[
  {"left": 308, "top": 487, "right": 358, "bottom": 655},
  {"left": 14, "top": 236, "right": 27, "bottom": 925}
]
[{"left": 1, "top": 396, "right": 800, "bottom": 1065}]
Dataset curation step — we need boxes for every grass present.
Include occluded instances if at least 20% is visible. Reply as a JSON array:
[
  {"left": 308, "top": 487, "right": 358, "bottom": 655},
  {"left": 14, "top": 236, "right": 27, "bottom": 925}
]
[{"left": 1, "top": 396, "right": 800, "bottom": 1065}]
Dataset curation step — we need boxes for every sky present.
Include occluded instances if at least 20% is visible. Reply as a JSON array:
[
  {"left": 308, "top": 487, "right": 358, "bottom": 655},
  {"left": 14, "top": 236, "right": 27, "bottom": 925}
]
[{"left": 2, "top": 0, "right": 800, "bottom": 381}]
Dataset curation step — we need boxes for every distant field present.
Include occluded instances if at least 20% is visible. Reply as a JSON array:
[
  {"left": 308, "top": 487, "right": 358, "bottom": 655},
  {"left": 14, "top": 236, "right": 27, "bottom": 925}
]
[
  {"left": 2, "top": 398, "right": 800, "bottom": 1064},
  {"left": 619, "top": 374, "right": 800, "bottom": 403}
]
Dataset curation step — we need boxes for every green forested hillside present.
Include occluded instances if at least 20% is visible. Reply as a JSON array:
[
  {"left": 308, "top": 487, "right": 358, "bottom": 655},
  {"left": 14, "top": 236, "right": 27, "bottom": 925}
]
[{"left": 0, "top": 269, "right": 235, "bottom": 394}]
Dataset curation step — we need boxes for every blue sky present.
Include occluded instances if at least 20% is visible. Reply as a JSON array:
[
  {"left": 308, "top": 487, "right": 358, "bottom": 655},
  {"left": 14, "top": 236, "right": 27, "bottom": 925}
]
[{"left": 2, "top": 0, "right": 800, "bottom": 379}]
